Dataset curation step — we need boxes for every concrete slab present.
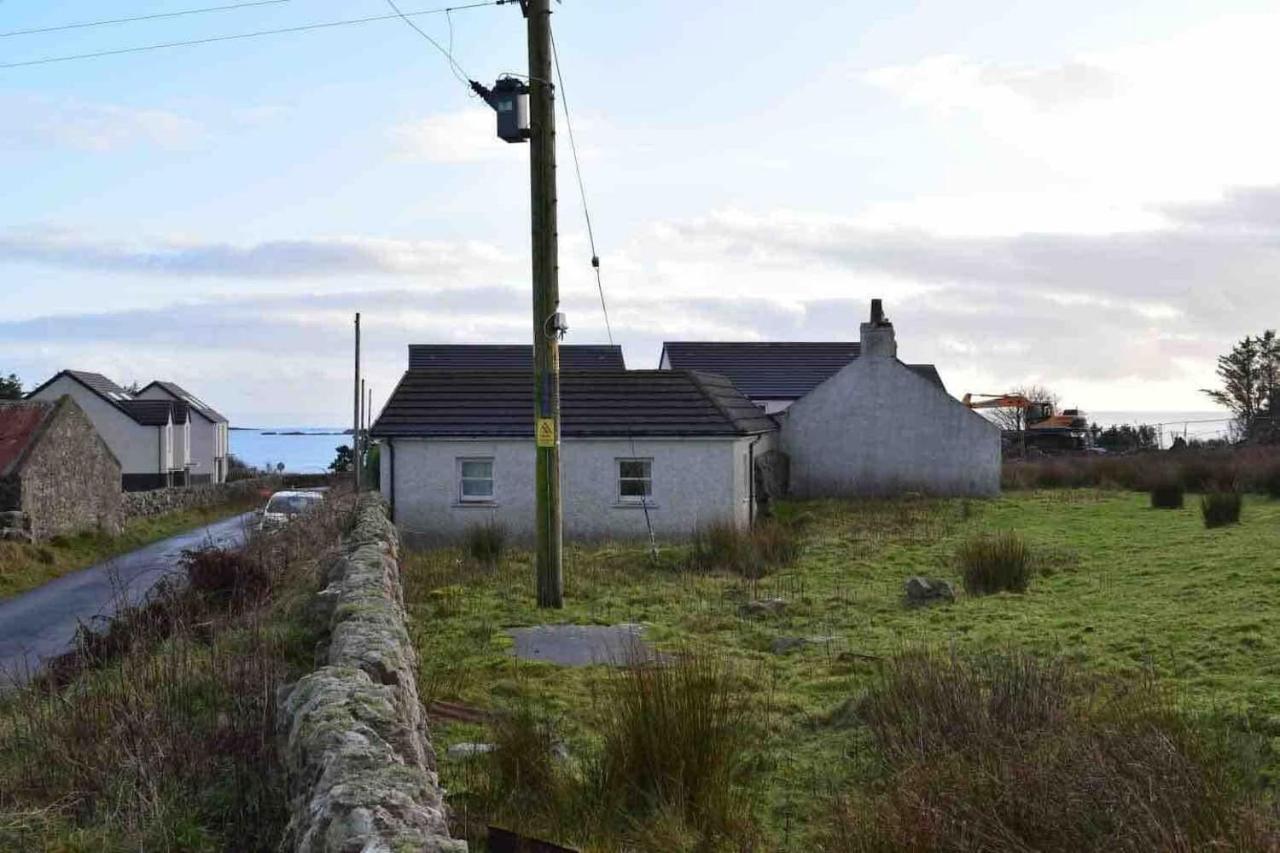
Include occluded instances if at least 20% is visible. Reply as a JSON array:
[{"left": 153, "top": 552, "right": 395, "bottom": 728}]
[{"left": 507, "top": 623, "right": 652, "bottom": 667}]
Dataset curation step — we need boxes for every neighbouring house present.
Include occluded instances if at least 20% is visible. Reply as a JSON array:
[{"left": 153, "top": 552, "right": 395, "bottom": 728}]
[
  {"left": 407, "top": 343, "right": 626, "bottom": 370},
  {"left": 0, "top": 396, "right": 122, "bottom": 542},
  {"left": 661, "top": 300, "right": 1001, "bottom": 497},
  {"left": 136, "top": 381, "right": 230, "bottom": 484},
  {"left": 26, "top": 370, "right": 191, "bottom": 491},
  {"left": 659, "top": 342, "right": 944, "bottom": 413},
  {"left": 371, "top": 369, "right": 775, "bottom": 543}
]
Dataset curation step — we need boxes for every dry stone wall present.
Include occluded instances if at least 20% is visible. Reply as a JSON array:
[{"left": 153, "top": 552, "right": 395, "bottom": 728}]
[
  {"left": 279, "top": 495, "right": 465, "bottom": 853},
  {"left": 121, "top": 476, "right": 280, "bottom": 521}
]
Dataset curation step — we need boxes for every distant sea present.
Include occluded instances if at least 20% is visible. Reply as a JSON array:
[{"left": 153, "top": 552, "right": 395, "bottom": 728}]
[
  {"left": 230, "top": 412, "right": 1238, "bottom": 471},
  {"left": 230, "top": 427, "right": 350, "bottom": 474}
]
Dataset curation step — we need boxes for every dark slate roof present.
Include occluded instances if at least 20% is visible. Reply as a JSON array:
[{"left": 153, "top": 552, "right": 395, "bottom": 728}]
[
  {"left": 660, "top": 342, "right": 945, "bottom": 398},
  {"left": 118, "top": 400, "right": 176, "bottom": 427},
  {"left": 407, "top": 344, "right": 626, "bottom": 371},
  {"left": 371, "top": 370, "right": 775, "bottom": 438},
  {"left": 0, "top": 401, "right": 55, "bottom": 478},
  {"left": 65, "top": 370, "right": 133, "bottom": 403},
  {"left": 140, "top": 380, "right": 228, "bottom": 423}
]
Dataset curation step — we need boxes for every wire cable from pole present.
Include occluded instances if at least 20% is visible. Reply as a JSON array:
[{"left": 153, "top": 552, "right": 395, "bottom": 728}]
[
  {"left": 551, "top": 23, "right": 656, "bottom": 556},
  {"left": 0, "top": 2, "right": 500, "bottom": 70},
  {"left": 385, "top": 0, "right": 472, "bottom": 89}
]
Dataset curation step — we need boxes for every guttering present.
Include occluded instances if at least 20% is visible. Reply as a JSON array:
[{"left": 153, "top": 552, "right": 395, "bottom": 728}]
[
  {"left": 747, "top": 433, "right": 763, "bottom": 527},
  {"left": 387, "top": 439, "right": 396, "bottom": 522}
]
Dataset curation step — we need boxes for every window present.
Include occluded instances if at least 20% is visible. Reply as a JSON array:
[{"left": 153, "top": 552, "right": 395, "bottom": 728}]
[
  {"left": 617, "top": 458, "right": 653, "bottom": 503},
  {"left": 459, "top": 458, "right": 495, "bottom": 502}
]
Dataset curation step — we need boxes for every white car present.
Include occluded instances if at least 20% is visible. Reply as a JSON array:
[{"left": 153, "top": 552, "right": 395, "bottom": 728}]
[{"left": 258, "top": 489, "right": 324, "bottom": 531}]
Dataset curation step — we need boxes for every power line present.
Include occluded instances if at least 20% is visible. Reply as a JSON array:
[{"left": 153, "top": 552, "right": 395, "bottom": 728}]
[
  {"left": 0, "top": 2, "right": 501, "bottom": 70},
  {"left": 384, "top": 0, "right": 470, "bottom": 88},
  {"left": 1, "top": 0, "right": 292, "bottom": 39}
]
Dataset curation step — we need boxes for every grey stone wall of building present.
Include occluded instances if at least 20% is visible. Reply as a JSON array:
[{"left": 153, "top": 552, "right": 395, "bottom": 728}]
[
  {"left": 278, "top": 495, "right": 465, "bottom": 853},
  {"left": 121, "top": 476, "right": 280, "bottom": 521},
  {"left": 19, "top": 399, "right": 123, "bottom": 541},
  {"left": 781, "top": 356, "right": 1001, "bottom": 497}
]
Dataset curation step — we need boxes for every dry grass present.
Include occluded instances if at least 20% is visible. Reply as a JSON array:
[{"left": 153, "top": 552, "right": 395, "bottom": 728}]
[
  {"left": 463, "top": 519, "right": 507, "bottom": 567},
  {"left": 1003, "top": 446, "right": 1280, "bottom": 493},
  {"left": 686, "top": 519, "right": 800, "bottom": 579},
  {"left": 823, "top": 650, "right": 1279, "bottom": 853},
  {"left": 0, "top": 490, "right": 354, "bottom": 850}
]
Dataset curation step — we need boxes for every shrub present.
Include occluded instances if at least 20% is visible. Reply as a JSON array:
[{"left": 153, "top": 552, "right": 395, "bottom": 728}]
[
  {"left": 182, "top": 546, "right": 270, "bottom": 602},
  {"left": 822, "top": 650, "right": 1276, "bottom": 852},
  {"left": 686, "top": 519, "right": 798, "bottom": 578},
  {"left": 485, "top": 709, "right": 565, "bottom": 816},
  {"left": 463, "top": 520, "right": 506, "bottom": 566},
  {"left": 957, "top": 531, "right": 1031, "bottom": 595},
  {"left": 1150, "top": 481, "right": 1186, "bottom": 509},
  {"left": 1201, "top": 491, "right": 1243, "bottom": 528}
]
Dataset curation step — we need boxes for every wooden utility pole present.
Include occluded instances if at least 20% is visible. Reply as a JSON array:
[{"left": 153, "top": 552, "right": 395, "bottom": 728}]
[
  {"left": 528, "top": 0, "right": 563, "bottom": 608},
  {"left": 353, "top": 312, "right": 361, "bottom": 493}
]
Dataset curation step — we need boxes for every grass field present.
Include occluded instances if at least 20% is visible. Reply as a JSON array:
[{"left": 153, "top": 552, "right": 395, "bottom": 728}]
[
  {"left": 0, "top": 501, "right": 258, "bottom": 600},
  {"left": 403, "top": 491, "right": 1280, "bottom": 850}
]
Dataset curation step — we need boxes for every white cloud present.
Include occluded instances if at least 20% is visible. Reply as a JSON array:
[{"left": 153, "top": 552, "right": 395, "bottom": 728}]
[
  {"left": 390, "top": 107, "right": 526, "bottom": 164},
  {"left": 862, "top": 13, "right": 1280, "bottom": 204},
  {"left": 0, "top": 95, "right": 203, "bottom": 152}
]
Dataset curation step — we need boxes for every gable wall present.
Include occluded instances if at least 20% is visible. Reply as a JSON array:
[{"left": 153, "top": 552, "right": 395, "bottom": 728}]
[
  {"left": 138, "top": 387, "right": 215, "bottom": 480},
  {"left": 29, "top": 376, "right": 162, "bottom": 476},
  {"left": 19, "top": 401, "right": 122, "bottom": 540},
  {"left": 781, "top": 358, "right": 1000, "bottom": 497}
]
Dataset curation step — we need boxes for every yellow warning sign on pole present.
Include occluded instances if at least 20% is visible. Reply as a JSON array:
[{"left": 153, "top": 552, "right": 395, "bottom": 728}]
[{"left": 536, "top": 418, "right": 557, "bottom": 448}]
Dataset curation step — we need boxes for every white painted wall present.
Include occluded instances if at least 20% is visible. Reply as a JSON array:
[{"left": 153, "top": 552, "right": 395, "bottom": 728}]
[
  {"left": 381, "top": 435, "right": 760, "bottom": 544},
  {"left": 30, "top": 376, "right": 166, "bottom": 475},
  {"left": 781, "top": 356, "right": 1001, "bottom": 497},
  {"left": 137, "top": 386, "right": 220, "bottom": 481}
]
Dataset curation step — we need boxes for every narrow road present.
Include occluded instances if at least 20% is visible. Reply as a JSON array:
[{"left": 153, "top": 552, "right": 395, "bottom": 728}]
[{"left": 0, "top": 512, "right": 254, "bottom": 686}]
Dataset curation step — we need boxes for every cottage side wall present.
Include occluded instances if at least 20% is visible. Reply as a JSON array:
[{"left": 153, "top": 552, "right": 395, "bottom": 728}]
[
  {"left": 781, "top": 358, "right": 1000, "bottom": 497},
  {"left": 29, "top": 376, "right": 160, "bottom": 477},
  {"left": 384, "top": 436, "right": 746, "bottom": 544},
  {"left": 136, "top": 388, "right": 218, "bottom": 484},
  {"left": 20, "top": 402, "right": 122, "bottom": 540}
]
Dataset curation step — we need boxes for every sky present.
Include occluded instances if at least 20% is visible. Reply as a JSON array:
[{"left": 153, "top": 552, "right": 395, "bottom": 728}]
[{"left": 3, "top": 0, "right": 1276, "bottom": 425}]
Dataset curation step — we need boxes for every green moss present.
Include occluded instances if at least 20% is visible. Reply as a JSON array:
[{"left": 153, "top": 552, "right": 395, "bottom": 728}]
[{"left": 403, "top": 491, "right": 1280, "bottom": 850}]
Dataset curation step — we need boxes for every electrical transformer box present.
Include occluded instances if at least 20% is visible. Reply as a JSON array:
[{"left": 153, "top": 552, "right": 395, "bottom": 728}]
[{"left": 492, "top": 77, "right": 530, "bottom": 143}]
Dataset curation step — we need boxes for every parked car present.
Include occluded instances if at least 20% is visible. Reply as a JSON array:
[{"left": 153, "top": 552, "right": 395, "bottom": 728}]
[{"left": 258, "top": 489, "right": 324, "bottom": 531}]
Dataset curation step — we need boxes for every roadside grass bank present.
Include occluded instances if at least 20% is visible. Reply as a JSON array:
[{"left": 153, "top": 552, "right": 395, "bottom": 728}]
[
  {"left": 0, "top": 496, "right": 267, "bottom": 600},
  {"left": 0, "top": 491, "right": 353, "bottom": 851},
  {"left": 402, "top": 491, "right": 1280, "bottom": 851}
]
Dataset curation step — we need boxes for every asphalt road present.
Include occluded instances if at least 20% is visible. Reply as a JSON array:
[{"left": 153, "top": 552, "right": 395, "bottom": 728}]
[{"left": 0, "top": 511, "right": 254, "bottom": 686}]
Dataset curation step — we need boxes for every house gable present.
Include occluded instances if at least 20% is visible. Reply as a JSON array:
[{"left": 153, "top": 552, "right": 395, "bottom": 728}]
[{"left": 781, "top": 354, "right": 1000, "bottom": 497}]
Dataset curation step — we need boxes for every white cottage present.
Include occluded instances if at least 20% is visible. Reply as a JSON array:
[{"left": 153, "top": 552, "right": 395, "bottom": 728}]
[
  {"left": 371, "top": 368, "right": 775, "bottom": 544},
  {"left": 27, "top": 370, "right": 191, "bottom": 491},
  {"left": 136, "top": 381, "right": 230, "bottom": 484},
  {"left": 661, "top": 301, "right": 1001, "bottom": 497}
]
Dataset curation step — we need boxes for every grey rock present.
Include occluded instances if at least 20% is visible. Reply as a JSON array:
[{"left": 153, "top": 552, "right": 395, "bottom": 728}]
[
  {"left": 0, "top": 528, "right": 33, "bottom": 543},
  {"left": 739, "top": 598, "right": 788, "bottom": 618},
  {"left": 904, "top": 576, "right": 955, "bottom": 607},
  {"left": 446, "top": 742, "right": 496, "bottom": 760},
  {"left": 771, "top": 637, "right": 809, "bottom": 655}
]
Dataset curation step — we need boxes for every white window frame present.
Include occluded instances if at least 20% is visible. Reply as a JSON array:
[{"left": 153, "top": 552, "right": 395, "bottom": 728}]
[
  {"left": 458, "top": 457, "right": 495, "bottom": 503},
  {"left": 616, "top": 457, "right": 654, "bottom": 504}
]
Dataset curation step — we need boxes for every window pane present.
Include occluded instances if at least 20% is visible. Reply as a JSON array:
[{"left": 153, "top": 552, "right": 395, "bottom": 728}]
[
  {"left": 620, "top": 478, "right": 651, "bottom": 497},
  {"left": 618, "top": 459, "right": 650, "bottom": 479},
  {"left": 461, "top": 478, "right": 493, "bottom": 497},
  {"left": 461, "top": 460, "right": 492, "bottom": 478}
]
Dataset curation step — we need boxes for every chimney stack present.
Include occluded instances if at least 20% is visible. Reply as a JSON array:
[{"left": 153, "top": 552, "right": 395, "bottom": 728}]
[{"left": 859, "top": 298, "right": 897, "bottom": 359}]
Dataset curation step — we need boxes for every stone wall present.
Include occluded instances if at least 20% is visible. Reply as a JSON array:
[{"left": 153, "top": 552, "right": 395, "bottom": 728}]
[
  {"left": 279, "top": 495, "right": 465, "bottom": 853},
  {"left": 20, "top": 397, "right": 123, "bottom": 541},
  {"left": 121, "top": 476, "right": 281, "bottom": 521}
]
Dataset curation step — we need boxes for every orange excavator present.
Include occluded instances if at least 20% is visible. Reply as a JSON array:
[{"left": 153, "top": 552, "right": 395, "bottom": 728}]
[{"left": 962, "top": 393, "right": 1091, "bottom": 453}]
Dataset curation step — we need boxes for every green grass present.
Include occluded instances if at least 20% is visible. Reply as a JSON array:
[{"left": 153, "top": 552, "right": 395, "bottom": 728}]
[
  {"left": 0, "top": 501, "right": 258, "bottom": 600},
  {"left": 402, "top": 491, "right": 1280, "bottom": 851}
]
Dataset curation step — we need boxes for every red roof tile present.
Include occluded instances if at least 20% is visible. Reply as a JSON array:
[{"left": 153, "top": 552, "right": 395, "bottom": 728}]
[{"left": 0, "top": 401, "right": 55, "bottom": 477}]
